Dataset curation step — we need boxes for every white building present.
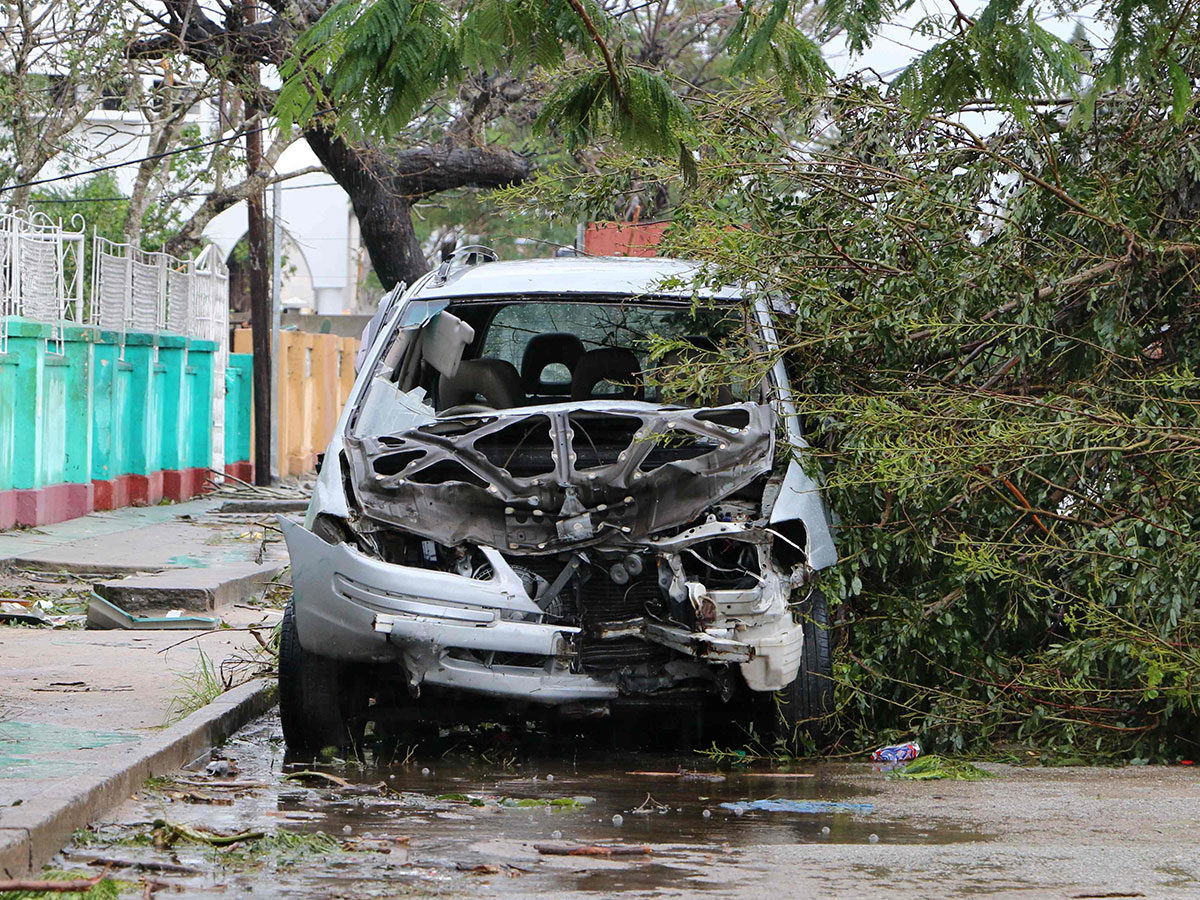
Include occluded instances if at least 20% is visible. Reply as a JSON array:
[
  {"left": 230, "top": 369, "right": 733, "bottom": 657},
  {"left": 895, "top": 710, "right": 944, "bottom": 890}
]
[{"left": 43, "top": 93, "right": 367, "bottom": 316}]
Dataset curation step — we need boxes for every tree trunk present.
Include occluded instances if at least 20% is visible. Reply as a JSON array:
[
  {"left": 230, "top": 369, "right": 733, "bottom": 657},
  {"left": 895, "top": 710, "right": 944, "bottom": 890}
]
[{"left": 303, "top": 127, "right": 429, "bottom": 289}]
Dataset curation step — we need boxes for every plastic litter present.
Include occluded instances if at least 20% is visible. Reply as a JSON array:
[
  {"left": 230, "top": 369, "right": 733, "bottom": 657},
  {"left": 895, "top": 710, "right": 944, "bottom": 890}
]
[
  {"left": 720, "top": 799, "right": 874, "bottom": 814},
  {"left": 86, "top": 592, "right": 219, "bottom": 631},
  {"left": 871, "top": 741, "right": 922, "bottom": 762}
]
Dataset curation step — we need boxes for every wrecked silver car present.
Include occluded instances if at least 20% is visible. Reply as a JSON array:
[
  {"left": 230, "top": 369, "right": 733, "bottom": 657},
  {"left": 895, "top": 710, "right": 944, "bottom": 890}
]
[{"left": 280, "top": 252, "right": 837, "bottom": 752}]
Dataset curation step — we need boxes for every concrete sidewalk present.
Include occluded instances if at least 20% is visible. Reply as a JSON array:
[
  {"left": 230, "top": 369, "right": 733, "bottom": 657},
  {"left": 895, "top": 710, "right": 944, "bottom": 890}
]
[
  {"left": 0, "top": 498, "right": 294, "bottom": 876},
  {"left": 0, "top": 495, "right": 290, "bottom": 574}
]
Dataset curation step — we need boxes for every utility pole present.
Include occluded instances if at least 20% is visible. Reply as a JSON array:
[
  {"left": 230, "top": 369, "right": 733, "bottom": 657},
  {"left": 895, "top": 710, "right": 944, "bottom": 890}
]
[
  {"left": 243, "top": 0, "right": 272, "bottom": 486},
  {"left": 271, "top": 181, "right": 282, "bottom": 482}
]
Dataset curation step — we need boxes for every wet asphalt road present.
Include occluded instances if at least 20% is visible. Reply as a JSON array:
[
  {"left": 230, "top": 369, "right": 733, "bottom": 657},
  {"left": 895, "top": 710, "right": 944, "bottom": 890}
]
[{"left": 50, "top": 712, "right": 1200, "bottom": 899}]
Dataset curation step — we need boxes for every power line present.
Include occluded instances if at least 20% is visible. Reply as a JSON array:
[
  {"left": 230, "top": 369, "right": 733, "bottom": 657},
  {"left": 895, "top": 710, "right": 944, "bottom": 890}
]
[
  {"left": 30, "top": 180, "right": 343, "bottom": 203},
  {"left": 0, "top": 121, "right": 275, "bottom": 195}
]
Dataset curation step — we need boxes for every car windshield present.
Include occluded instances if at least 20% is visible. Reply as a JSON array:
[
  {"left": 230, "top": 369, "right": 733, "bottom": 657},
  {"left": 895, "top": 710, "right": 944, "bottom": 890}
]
[{"left": 439, "top": 299, "right": 749, "bottom": 411}]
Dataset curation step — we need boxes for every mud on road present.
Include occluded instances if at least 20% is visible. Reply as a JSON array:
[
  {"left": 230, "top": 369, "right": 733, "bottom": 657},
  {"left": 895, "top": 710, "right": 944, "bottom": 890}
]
[{"left": 48, "top": 713, "right": 1200, "bottom": 899}]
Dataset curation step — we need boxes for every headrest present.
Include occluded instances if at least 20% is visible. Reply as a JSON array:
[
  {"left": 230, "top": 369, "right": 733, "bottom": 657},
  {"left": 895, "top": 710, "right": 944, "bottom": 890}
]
[
  {"left": 570, "top": 347, "right": 644, "bottom": 401},
  {"left": 520, "top": 333, "right": 586, "bottom": 392}
]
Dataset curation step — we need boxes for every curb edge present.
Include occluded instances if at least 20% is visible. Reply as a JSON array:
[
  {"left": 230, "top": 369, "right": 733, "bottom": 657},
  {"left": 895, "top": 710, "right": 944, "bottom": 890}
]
[{"left": 0, "top": 677, "right": 276, "bottom": 878}]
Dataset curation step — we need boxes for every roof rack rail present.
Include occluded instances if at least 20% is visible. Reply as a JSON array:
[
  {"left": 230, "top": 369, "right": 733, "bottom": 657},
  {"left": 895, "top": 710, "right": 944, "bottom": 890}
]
[{"left": 432, "top": 245, "right": 498, "bottom": 284}]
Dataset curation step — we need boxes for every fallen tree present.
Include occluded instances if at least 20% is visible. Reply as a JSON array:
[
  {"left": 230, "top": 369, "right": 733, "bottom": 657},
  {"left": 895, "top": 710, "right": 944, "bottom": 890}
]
[{"left": 511, "top": 31, "right": 1200, "bottom": 758}]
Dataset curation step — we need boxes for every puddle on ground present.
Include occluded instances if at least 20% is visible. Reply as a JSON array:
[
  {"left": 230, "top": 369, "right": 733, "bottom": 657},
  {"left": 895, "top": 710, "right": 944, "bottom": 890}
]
[{"left": 52, "top": 714, "right": 989, "bottom": 897}]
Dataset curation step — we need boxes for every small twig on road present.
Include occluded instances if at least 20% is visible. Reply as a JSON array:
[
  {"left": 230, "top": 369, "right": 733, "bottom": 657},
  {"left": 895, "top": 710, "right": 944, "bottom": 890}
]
[
  {"left": 0, "top": 864, "right": 112, "bottom": 893},
  {"left": 77, "top": 854, "right": 203, "bottom": 874},
  {"left": 155, "top": 625, "right": 275, "bottom": 655},
  {"left": 283, "top": 769, "right": 355, "bottom": 788},
  {"left": 535, "top": 842, "right": 652, "bottom": 857}
]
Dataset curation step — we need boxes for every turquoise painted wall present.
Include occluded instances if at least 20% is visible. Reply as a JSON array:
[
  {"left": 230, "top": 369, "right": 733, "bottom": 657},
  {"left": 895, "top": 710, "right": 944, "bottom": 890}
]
[
  {"left": 189, "top": 338, "right": 217, "bottom": 469},
  {"left": 0, "top": 317, "right": 252, "bottom": 510},
  {"left": 224, "top": 352, "right": 253, "bottom": 465}
]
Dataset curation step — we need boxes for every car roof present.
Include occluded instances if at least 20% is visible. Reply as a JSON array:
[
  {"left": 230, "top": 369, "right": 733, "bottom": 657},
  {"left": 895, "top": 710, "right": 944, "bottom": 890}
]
[{"left": 409, "top": 256, "right": 743, "bottom": 301}]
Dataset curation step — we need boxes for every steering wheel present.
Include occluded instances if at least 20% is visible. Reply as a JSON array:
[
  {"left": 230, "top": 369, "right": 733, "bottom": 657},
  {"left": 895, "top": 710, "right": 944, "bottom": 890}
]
[{"left": 439, "top": 403, "right": 496, "bottom": 417}]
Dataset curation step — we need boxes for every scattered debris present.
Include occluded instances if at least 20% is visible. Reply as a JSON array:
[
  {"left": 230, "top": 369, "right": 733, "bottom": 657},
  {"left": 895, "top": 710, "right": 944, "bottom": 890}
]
[
  {"left": 719, "top": 799, "right": 875, "bottom": 814},
  {"left": 341, "top": 838, "right": 398, "bottom": 853},
  {"left": 889, "top": 756, "right": 994, "bottom": 781},
  {"left": 627, "top": 769, "right": 727, "bottom": 782},
  {"left": 77, "top": 854, "right": 203, "bottom": 875},
  {"left": 218, "top": 499, "right": 309, "bottom": 514},
  {"left": 631, "top": 794, "right": 670, "bottom": 815},
  {"left": 204, "top": 758, "right": 240, "bottom": 779},
  {"left": 31, "top": 681, "right": 135, "bottom": 693},
  {"left": 141, "top": 874, "right": 179, "bottom": 897},
  {"left": 0, "top": 864, "right": 111, "bottom": 893},
  {"left": 871, "top": 741, "right": 922, "bottom": 762},
  {"left": 534, "top": 842, "right": 653, "bottom": 857},
  {"left": 86, "top": 593, "right": 220, "bottom": 630},
  {"left": 174, "top": 778, "right": 266, "bottom": 790},
  {"left": 265, "top": 810, "right": 325, "bottom": 821},
  {"left": 164, "top": 789, "right": 234, "bottom": 805},
  {"left": 461, "top": 863, "right": 502, "bottom": 875},
  {"left": 283, "top": 769, "right": 355, "bottom": 789},
  {"left": 499, "top": 796, "right": 586, "bottom": 809},
  {"left": 152, "top": 819, "right": 265, "bottom": 848},
  {"left": 0, "top": 600, "right": 49, "bottom": 625}
]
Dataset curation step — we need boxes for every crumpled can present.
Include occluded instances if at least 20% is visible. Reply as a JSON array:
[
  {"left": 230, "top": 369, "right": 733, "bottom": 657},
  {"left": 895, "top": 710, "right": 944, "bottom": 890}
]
[{"left": 871, "top": 741, "right": 921, "bottom": 762}]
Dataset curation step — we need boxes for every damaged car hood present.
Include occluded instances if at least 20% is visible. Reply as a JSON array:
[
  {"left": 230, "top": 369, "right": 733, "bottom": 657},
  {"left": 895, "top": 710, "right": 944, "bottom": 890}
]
[{"left": 345, "top": 400, "right": 774, "bottom": 553}]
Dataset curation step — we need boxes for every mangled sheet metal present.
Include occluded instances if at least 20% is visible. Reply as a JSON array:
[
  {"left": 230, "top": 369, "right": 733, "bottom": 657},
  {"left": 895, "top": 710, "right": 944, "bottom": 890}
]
[{"left": 344, "top": 401, "right": 774, "bottom": 552}]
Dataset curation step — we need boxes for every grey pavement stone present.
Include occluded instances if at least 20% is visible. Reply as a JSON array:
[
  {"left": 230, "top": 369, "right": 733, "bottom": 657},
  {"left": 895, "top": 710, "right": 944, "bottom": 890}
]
[{"left": 94, "top": 561, "right": 285, "bottom": 612}]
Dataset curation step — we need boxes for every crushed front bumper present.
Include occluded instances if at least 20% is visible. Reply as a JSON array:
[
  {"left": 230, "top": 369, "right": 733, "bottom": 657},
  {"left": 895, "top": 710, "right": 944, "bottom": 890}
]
[
  {"left": 281, "top": 516, "right": 803, "bottom": 704},
  {"left": 282, "top": 518, "right": 617, "bottom": 702}
]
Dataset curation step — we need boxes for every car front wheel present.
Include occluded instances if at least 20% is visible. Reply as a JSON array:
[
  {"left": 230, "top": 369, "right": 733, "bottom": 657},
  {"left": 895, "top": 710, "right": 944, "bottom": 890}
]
[
  {"left": 278, "top": 600, "right": 368, "bottom": 754},
  {"left": 773, "top": 587, "right": 834, "bottom": 752}
]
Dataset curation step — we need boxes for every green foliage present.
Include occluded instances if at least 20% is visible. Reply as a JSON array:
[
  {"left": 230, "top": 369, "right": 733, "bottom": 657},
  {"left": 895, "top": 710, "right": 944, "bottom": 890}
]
[
  {"left": 535, "top": 63, "right": 694, "bottom": 160},
  {"left": 277, "top": 0, "right": 627, "bottom": 140},
  {"left": 508, "top": 9, "right": 1200, "bottom": 760},
  {"left": 278, "top": 0, "right": 459, "bottom": 137},
  {"left": 817, "top": 0, "right": 895, "bottom": 54},
  {"left": 0, "top": 869, "right": 124, "bottom": 899},
  {"left": 459, "top": 0, "right": 607, "bottom": 72},
  {"left": 890, "top": 755, "right": 994, "bottom": 780},
  {"left": 278, "top": 0, "right": 749, "bottom": 169},
  {"left": 893, "top": 2, "right": 1087, "bottom": 120},
  {"left": 726, "top": 0, "right": 831, "bottom": 101},
  {"left": 164, "top": 650, "right": 223, "bottom": 725}
]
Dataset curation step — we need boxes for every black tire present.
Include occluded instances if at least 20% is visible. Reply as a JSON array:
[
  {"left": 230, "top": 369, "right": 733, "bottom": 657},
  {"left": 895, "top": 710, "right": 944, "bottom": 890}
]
[
  {"left": 278, "top": 600, "right": 368, "bottom": 754},
  {"left": 774, "top": 587, "right": 834, "bottom": 752}
]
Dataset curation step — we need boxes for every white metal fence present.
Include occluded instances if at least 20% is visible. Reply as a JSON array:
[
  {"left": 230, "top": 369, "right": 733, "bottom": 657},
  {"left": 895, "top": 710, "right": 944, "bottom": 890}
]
[
  {"left": 1, "top": 209, "right": 231, "bottom": 472},
  {"left": 0, "top": 210, "right": 85, "bottom": 354},
  {"left": 90, "top": 235, "right": 229, "bottom": 354}
]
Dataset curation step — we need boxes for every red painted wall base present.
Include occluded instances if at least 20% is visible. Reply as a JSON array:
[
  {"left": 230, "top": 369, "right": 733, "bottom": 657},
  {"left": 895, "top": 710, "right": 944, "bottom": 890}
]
[
  {"left": 2, "top": 464, "right": 253, "bottom": 531},
  {"left": 93, "top": 475, "right": 135, "bottom": 512},
  {"left": 224, "top": 461, "right": 255, "bottom": 484},
  {"left": 162, "top": 467, "right": 211, "bottom": 502},
  {"left": 127, "top": 471, "right": 164, "bottom": 507},
  {"left": 0, "top": 490, "right": 18, "bottom": 530},
  {"left": 0, "top": 482, "right": 95, "bottom": 528}
]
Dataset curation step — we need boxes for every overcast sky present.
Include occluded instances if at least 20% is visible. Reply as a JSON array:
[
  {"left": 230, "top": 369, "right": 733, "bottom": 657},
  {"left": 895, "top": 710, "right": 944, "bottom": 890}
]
[{"left": 821, "top": 0, "right": 1110, "bottom": 83}]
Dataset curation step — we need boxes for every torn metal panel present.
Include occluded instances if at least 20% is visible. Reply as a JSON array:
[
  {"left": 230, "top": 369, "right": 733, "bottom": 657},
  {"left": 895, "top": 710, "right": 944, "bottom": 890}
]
[
  {"left": 344, "top": 400, "right": 774, "bottom": 553},
  {"left": 643, "top": 621, "right": 755, "bottom": 663},
  {"left": 768, "top": 459, "right": 838, "bottom": 570}
]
